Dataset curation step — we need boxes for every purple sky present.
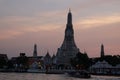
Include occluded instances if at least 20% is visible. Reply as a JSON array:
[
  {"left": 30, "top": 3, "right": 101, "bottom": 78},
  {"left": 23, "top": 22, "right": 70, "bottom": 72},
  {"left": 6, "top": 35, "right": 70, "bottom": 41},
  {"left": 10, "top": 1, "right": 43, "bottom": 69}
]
[{"left": 0, "top": 0, "right": 120, "bottom": 58}]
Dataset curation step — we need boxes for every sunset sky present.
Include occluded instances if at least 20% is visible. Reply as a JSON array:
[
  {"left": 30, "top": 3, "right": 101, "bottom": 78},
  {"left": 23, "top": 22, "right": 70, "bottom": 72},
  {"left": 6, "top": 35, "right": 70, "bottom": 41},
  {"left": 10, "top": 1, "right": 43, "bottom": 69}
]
[{"left": 0, "top": 0, "right": 120, "bottom": 58}]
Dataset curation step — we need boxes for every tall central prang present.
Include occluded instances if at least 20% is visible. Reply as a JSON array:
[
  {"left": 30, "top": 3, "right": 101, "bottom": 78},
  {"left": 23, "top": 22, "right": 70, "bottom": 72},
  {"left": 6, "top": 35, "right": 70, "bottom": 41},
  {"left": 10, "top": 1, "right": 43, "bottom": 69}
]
[{"left": 56, "top": 10, "right": 79, "bottom": 66}]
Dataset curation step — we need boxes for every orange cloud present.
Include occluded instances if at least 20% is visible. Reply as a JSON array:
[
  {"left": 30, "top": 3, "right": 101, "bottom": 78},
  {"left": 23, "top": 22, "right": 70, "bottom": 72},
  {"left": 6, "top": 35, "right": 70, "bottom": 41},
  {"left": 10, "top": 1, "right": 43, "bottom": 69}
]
[
  {"left": 0, "top": 10, "right": 64, "bottom": 40},
  {"left": 0, "top": 30, "right": 22, "bottom": 40},
  {"left": 1, "top": 12, "right": 120, "bottom": 40},
  {"left": 76, "top": 14, "right": 120, "bottom": 29}
]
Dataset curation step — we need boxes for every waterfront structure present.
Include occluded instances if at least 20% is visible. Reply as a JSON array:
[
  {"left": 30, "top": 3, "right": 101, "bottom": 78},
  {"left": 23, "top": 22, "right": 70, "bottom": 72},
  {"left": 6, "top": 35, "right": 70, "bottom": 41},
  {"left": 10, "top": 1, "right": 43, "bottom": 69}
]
[
  {"left": 28, "top": 44, "right": 43, "bottom": 69},
  {"left": 28, "top": 56, "right": 43, "bottom": 69},
  {"left": 90, "top": 60, "right": 113, "bottom": 74},
  {"left": 89, "top": 60, "right": 120, "bottom": 75},
  {"left": 101, "top": 44, "right": 105, "bottom": 58},
  {"left": 11, "top": 53, "right": 28, "bottom": 71},
  {"left": 56, "top": 10, "right": 79, "bottom": 66},
  {"left": 115, "top": 64, "right": 120, "bottom": 74}
]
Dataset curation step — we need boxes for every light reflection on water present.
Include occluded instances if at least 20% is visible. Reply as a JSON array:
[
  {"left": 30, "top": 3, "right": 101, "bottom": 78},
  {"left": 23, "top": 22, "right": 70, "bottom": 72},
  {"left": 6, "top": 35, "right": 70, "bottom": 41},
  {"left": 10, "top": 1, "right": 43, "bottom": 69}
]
[{"left": 0, "top": 73, "right": 120, "bottom": 80}]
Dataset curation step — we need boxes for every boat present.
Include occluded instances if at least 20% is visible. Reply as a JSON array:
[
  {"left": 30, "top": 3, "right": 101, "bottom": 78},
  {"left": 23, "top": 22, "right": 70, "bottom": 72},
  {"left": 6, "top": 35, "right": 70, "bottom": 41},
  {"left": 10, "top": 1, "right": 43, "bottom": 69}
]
[
  {"left": 27, "top": 69, "right": 45, "bottom": 73},
  {"left": 67, "top": 70, "right": 91, "bottom": 78}
]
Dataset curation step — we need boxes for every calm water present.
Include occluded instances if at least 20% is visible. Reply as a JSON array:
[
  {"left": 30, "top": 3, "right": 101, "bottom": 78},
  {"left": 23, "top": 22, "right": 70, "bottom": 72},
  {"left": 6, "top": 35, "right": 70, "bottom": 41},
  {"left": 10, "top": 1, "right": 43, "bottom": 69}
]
[{"left": 0, "top": 73, "right": 120, "bottom": 80}]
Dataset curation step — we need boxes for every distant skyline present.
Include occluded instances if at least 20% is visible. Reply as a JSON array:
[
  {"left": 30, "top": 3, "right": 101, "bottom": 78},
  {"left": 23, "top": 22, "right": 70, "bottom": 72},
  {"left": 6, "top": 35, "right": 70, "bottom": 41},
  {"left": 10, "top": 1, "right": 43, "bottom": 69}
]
[{"left": 0, "top": 0, "right": 120, "bottom": 58}]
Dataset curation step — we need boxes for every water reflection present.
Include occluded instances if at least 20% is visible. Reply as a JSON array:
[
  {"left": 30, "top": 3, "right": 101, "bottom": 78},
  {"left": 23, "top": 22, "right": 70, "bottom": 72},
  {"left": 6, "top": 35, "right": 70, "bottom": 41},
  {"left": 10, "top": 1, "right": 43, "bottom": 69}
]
[{"left": 0, "top": 73, "right": 120, "bottom": 80}]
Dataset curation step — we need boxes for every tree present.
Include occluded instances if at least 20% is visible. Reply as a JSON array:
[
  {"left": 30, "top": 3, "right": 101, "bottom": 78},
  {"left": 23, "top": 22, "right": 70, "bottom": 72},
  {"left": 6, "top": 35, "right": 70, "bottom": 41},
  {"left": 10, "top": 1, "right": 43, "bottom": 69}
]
[
  {"left": 71, "top": 52, "right": 90, "bottom": 70},
  {"left": 0, "top": 57, "right": 7, "bottom": 68},
  {"left": 17, "top": 55, "right": 28, "bottom": 69}
]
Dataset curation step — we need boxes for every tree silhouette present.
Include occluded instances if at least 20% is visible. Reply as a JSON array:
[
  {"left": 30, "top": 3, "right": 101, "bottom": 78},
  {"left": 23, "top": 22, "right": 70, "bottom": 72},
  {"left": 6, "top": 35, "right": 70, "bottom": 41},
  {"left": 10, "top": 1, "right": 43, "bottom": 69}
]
[{"left": 71, "top": 52, "right": 90, "bottom": 70}]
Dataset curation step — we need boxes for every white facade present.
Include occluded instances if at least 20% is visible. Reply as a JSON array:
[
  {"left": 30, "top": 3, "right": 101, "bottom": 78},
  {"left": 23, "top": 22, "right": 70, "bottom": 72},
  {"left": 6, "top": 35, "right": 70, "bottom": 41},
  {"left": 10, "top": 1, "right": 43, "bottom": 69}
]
[{"left": 90, "top": 60, "right": 120, "bottom": 75}]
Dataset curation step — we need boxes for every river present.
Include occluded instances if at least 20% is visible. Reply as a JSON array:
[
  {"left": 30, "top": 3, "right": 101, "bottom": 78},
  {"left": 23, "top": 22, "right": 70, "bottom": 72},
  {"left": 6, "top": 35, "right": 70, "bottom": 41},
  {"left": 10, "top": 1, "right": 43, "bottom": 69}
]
[{"left": 0, "top": 73, "right": 120, "bottom": 80}]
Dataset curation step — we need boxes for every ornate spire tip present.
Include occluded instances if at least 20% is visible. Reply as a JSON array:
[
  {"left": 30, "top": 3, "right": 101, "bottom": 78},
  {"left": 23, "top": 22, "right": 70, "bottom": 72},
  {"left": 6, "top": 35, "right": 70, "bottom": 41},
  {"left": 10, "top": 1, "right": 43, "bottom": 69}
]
[{"left": 69, "top": 8, "right": 71, "bottom": 13}]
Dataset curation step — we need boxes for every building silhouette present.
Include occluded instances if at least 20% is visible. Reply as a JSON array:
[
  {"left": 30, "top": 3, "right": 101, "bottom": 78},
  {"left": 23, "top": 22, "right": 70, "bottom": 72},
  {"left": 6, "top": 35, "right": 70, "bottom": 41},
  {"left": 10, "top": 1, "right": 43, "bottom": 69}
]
[
  {"left": 101, "top": 44, "right": 105, "bottom": 58},
  {"left": 56, "top": 10, "right": 79, "bottom": 66},
  {"left": 33, "top": 44, "right": 37, "bottom": 57},
  {"left": 27, "top": 44, "right": 43, "bottom": 69},
  {"left": 43, "top": 51, "right": 52, "bottom": 66}
]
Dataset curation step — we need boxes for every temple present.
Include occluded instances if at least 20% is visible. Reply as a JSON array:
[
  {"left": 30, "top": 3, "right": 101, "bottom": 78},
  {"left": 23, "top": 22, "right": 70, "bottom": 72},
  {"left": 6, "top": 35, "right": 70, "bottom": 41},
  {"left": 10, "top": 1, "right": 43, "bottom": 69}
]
[{"left": 56, "top": 10, "right": 79, "bottom": 66}]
